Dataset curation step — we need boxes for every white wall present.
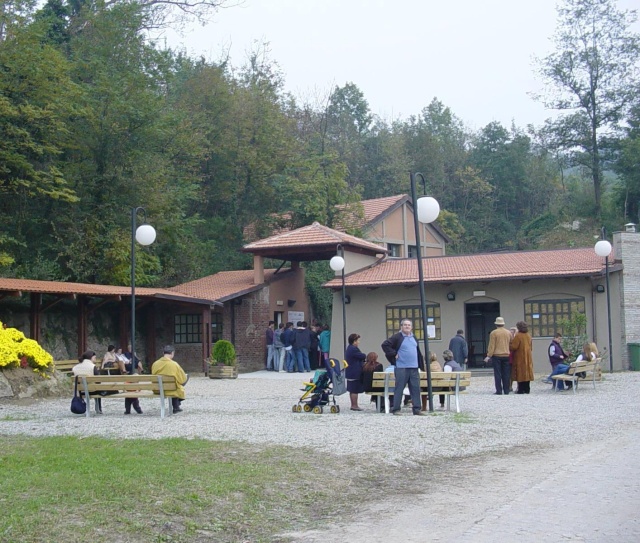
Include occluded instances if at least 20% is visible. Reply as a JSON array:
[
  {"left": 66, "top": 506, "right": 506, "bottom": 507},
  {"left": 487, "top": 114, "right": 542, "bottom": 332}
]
[{"left": 329, "top": 275, "right": 622, "bottom": 373}]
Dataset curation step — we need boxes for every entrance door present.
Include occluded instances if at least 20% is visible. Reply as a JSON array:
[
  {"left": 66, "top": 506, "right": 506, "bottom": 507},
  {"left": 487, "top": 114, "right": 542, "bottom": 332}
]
[{"left": 465, "top": 302, "right": 500, "bottom": 368}]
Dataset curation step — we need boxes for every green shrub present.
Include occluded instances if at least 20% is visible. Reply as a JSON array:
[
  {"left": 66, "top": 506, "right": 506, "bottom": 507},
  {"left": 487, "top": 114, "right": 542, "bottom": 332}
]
[{"left": 212, "top": 340, "right": 236, "bottom": 366}]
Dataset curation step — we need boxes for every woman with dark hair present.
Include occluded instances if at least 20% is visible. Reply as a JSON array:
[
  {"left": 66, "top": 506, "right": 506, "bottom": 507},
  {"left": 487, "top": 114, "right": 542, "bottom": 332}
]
[
  {"left": 344, "top": 333, "right": 367, "bottom": 411},
  {"left": 510, "top": 321, "right": 534, "bottom": 394}
]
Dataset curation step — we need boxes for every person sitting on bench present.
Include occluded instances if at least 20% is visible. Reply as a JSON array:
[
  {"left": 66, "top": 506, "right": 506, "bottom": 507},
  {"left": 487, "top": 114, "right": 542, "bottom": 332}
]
[{"left": 152, "top": 345, "right": 188, "bottom": 413}]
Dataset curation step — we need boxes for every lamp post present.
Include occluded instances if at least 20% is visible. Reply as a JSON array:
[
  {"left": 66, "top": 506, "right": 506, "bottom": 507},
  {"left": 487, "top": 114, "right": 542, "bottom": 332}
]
[
  {"left": 410, "top": 172, "right": 440, "bottom": 412},
  {"left": 594, "top": 227, "right": 613, "bottom": 373},
  {"left": 330, "top": 244, "right": 347, "bottom": 357},
  {"left": 130, "top": 207, "right": 156, "bottom": 375}
]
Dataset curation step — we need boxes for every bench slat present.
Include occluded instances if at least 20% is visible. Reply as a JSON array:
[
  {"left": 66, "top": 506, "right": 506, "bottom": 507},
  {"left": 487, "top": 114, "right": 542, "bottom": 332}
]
[
  {"left": 365, "top": 371, "right": 471, "bottom": 413},
  {"left": 75, "top": 375, "right": 178, "bottom": 418}
]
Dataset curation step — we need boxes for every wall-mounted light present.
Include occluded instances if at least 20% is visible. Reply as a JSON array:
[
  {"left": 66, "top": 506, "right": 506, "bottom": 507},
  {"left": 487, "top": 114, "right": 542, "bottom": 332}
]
[
  {"left": 344, "top": 294, "right": 351, "bottom": 304},
  {"left": 287, "top": 299, "right": 296, "bottom": 307},
  {"left": 595, "top": 284, "right": 605, "bottom": 293},
  {"left": 446, "top": 292, "right": 456, "bottom": 301}
]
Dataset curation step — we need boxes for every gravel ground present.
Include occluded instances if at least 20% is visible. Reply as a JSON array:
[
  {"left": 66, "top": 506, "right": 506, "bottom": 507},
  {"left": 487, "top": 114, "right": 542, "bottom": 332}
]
[{"left": 1, "top": 370, "right": 638, "bottom": 466}]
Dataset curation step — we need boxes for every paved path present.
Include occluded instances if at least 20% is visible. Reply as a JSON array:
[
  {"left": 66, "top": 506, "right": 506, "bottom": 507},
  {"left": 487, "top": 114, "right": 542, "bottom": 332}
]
[{"left": 285, "top": 424, "right": 640, "bottom": 543}]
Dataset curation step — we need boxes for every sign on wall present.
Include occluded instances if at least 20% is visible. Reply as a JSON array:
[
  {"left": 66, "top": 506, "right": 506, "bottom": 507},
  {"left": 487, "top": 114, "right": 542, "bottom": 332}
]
[{"left": 288, "top": 311, "right": 305, "bottom": 324}]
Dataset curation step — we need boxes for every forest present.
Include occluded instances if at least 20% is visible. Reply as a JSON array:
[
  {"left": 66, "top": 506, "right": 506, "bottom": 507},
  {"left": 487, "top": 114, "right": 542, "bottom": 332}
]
[{"left": 0, "top": 0, "right": 639, "bottom": 288}]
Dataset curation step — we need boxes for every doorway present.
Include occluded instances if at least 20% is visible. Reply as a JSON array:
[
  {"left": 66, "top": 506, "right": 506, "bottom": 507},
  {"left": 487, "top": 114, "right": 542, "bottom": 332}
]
[{"left": 465, "top": 302, "right": 500, "bottom": 368}]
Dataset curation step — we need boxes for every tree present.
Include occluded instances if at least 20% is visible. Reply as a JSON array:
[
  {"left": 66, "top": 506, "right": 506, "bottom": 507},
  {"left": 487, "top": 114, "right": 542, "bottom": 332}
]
[
  {"left": 325, "top": 82, "right": 372, "bottom": 189},
  {"left": 613, "top": 102, "right": 640, "bottom": 222},
  {"left": 534, "top": 0, "right": 640, "bottom": 216}
]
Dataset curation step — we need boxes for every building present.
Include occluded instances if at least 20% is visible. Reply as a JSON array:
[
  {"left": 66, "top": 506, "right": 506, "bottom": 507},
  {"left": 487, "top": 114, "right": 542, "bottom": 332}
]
[{"left": 325, "top": 231, "right": 638, "bottom": 373}]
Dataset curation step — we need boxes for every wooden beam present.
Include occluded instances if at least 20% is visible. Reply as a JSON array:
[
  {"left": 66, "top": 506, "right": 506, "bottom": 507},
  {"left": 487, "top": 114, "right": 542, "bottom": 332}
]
[
  {"left": 202, "top": 307, "right": 212, "bottom": 371},
  {"left": 30, "top": 293, "right": 41, "bottom": 342},
  {"left": 78, "top": 296, "right": 88, "bottom": 357},
  {"left": 41, "top": 294, "right": 76, "bottom": 313},
  {"left": 87, "top": 296, "right": 121, "bottom": 315}
]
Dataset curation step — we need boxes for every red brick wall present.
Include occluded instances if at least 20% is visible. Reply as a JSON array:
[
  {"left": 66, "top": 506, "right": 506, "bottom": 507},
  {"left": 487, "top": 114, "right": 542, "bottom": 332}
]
[{"left": 221, "top": 287, "right": 270, "bottom": 373}]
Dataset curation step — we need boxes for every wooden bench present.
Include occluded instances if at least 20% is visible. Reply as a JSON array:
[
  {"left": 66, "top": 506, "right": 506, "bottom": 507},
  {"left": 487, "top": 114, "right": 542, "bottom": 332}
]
[
  {"left": 365, "top": 371, "right": 471, "bottom": 413},
  {"left": 54, "top": 360, "right": 78, "bottom": 375},
  {"left": 551, "top": 358, "right": 601, "bottom": 394},
  {"left": 74, "top": 375, "right": 179, "bottom": 418},
  {"left": 53, "top": 359, "right": 119, "bottom": 375}
]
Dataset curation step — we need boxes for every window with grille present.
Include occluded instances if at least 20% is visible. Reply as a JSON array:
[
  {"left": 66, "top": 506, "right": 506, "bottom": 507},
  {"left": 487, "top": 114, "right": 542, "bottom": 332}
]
[
  {"left": 385, "top": 304, "right": 441, "bottom": 341},
  {"left": 408, "top": 245, "right": 417, "bottom": 258},
  {"left": 174, "top": 314, "right": 202, "bottom": 344},
  {"left": 211, "top": 312, "right": 223, "bottom": 343},
  {"left": 524, "top": 297, "right": 585, "bottom": 337}
]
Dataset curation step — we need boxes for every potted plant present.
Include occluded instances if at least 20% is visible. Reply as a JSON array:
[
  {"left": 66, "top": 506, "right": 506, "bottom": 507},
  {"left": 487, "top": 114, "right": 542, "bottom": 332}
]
[{"left": 209, "top": 340, "right": 238, "bottom": 379}]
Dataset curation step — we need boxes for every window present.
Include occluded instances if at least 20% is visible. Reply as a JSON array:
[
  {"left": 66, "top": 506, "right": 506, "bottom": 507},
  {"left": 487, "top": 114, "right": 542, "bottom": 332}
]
[
  {"left": 385, "top": 304, "right": 441, "bottom": 341},
  {"left": 408, "top": 245, "right": 417, "bottom": 258},
  {"left": 174, "top": 314, "right": 202, "bottom": 344},
  {"left": 524, "top": 297, "right": 585, "bottom": 337},
  {"left": 211, "top": 312, "right": 223, "bottom": 343},
  {"left": 387, "top": 243, "right": 401, "bottom": 257}
]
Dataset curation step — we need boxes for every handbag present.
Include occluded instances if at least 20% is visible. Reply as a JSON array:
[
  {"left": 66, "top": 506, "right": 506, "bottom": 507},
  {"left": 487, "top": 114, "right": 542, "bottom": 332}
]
[{"left": 70, "top": 377, "right": 86, "bottom": 414}]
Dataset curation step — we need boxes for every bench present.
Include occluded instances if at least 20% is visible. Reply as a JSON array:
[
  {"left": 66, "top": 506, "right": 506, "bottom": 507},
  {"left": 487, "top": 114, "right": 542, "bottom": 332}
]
[
  {"left": 74, "top": 374, "right": 179, "bottom": 418},
  {"left": 551, "top": 358, "right": 601, "bottom": 394},
  {"left": 365, "top": 371, "right": 471, "bottom": 414},
  {"left": 54, "top": 360, "right": 78, "bottom": 375},
  {"left": 56, "top": 360, "right": 135, "bottom": 376}
]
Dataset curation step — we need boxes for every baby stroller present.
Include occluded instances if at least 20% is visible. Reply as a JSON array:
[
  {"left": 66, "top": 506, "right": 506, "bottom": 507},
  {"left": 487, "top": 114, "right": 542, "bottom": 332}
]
[{"left": 292, "top": 357, "right": 348, "bottom": 414}]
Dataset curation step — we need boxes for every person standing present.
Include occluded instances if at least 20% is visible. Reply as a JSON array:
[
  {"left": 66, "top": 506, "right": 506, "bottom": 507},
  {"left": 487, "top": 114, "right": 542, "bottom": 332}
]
[
  {"left": 448, "top": 329, "right": 469, "bottom": 369},
  {"left": 510, "top": 321, "right": 534, "bottom": 394},
  {"left": 344, "top": 333, "right": 367, "bottom": 411},
  {"left": 484, "top": 317, "right": 512, "bottom": 395},
  {"left": 282, "top": 322, "right": 295, "bottom": 372},
  {"left": 381, "top": 319, "right": 427, "bottom": 416},
  {"left": 151, "top": 345, "right": 188, "bottom": 413},
  {"left": 265, "top": 321, "right": 275, "bottom": 371},
  {"left": 292, "top": 321, "right": 311, "bottom": 372},
  {"left": 309, "top": 324, "right": 320, "bottom": 370},
  {"left": 318, "top": 325, "right": 331, "bottom": 366},
  {"left": 273, "top": 322, "right": 285, "bottom": 372}
]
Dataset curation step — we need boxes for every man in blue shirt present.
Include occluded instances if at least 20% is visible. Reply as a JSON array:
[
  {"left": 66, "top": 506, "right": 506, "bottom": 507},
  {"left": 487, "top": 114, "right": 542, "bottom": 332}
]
[{"left": 381, "top": 319, "right": 427, "bottom": 416}]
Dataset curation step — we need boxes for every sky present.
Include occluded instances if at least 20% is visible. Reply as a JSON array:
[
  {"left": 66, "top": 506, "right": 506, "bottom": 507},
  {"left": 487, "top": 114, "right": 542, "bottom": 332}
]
[{"left": 164, "top": 0, "right": 639, "bottom": 130}]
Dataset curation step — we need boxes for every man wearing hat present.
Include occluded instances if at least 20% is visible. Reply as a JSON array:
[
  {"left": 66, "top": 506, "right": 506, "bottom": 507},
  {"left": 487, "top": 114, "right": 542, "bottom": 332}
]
[{"left": 484, "top": 317, "right": 512, "bottom": 395}]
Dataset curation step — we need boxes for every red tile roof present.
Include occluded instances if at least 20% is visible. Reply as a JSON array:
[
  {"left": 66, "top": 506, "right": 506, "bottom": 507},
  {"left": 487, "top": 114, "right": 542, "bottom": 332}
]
[
  {"left": 242, "top": 221, "right": 387, "bottom": 258},
  {"left": 172, "top": 269, "right": 290, "bottom": 302},
  {"left": 244, "top": 195, "right": 411, "bottom": 241},
  {"left": 340, "top": 194, "right": 408, "bottom": 228},
  {"left": 0, "top": 278, "right": 217, "bottom": 305},
  {"left": 324, "top": 248, "right": 613, "bottom": 288}
]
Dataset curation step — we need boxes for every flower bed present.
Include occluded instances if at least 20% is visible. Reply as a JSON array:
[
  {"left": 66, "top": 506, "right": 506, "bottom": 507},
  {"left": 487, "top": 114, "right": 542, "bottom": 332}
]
[{"left": 0, "top": 322, "right": 54, "bottom": 377}]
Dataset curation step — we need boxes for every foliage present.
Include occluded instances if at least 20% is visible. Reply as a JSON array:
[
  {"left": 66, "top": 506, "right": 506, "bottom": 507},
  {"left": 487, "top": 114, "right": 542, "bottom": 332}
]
[
  {"left": 534, "top": 0, "right": 640, "bottom": 216},
  {"left": 212, "top": 339, "right": 236, "bottom": 366},
  {"left": 0, "top": 321, "right": 54, "bottom": 375},
  {"left": 557, "top": 312, "right": 588, "bottom": 360},
  {"left": 0, "top": 0, "right": 637, "bottom": 306},
  {"left": 303, "top": 261, "right": 334, "bottom": 326}
]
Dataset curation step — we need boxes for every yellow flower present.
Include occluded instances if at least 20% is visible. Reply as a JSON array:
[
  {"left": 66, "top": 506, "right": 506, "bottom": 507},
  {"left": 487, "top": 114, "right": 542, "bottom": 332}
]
[{"left": 0, "top": 321, "right": 53, "bottom": 371}]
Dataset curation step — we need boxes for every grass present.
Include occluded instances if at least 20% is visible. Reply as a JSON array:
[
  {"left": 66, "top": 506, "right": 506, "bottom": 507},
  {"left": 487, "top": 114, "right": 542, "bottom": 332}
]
[
  {"left": 0, "top": 436, "right": 366, "bottom": 543},
  {"left": 0, "top": 415, "right": 35, "bottom": 422},
  {"left": 451, "top": 412, "right": 474, "bottom": 424}
]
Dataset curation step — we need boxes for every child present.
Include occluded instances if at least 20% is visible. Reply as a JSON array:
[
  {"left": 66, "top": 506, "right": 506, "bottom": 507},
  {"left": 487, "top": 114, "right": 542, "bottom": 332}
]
[{"left": 362, "top": 352, "right": 384, "bottom": 411}]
